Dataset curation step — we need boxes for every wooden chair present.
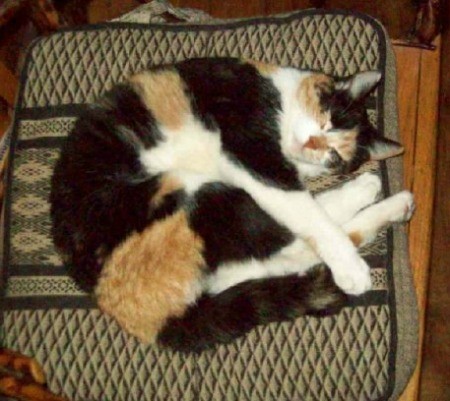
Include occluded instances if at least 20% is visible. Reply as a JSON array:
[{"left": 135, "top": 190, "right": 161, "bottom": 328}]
[
  {"left": 0, "top": 1, "right": 441, "bottom": 400},
  {"left": 0, "top": 0, "right": 65, "bottom": 113}
]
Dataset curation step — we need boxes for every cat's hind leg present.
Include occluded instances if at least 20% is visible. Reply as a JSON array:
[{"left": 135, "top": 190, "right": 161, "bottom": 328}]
[
  {"left": 342, "top": 190, "right": 415, "bottom": 248},
  {"left": 205, "top": 188, "right": 414, "bottom": 295},
  {"left": 160, "top": 192, "right": 415, "bottom": 352},
  {"left": 270, "top": 190, "right": 414, "bottom": 293},
  {"left": 315, "top": 172, "right": 382, "bottom": 225},
  {"left": 323, "top": 190, "right": 414, "bottom": 292},
  {"left": 221, "top": 157, "right": 377, "bottom": 295}
]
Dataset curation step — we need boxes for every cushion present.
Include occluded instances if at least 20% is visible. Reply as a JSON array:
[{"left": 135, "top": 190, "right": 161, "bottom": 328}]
[{"left": 0, "top": 7, "right": 418, "bottom": 401}]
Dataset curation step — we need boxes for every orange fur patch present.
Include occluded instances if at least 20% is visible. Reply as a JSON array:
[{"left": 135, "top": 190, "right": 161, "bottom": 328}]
[
  {"left": 245, "top": 59, "right": 279, "bottom": 76},
  {"left": 302, "top": 131, "right": 358, "bottom": 164},
  {"left": 297, "top": 74, "right": 333, "bottom": 127},
  {"left": 303, "top": 135, "right": 329, "bottom": 151},
  {"left": 349, "top": 231, "right": 363, "bottom": 247},
  {"left": 300, "top": 135, "right": 330, "bottom": 164},
  {"left": 130, "top": 70, "right": 190, "bottom": 130},
  {"left": 95, "top": 211, "right": 205, "bottom": 343},
  {"left": 151, "top": 175, "right": 183, "bottom": 207},
  {"left": 328, "top": 130, "right": 358, "bottom": 161}
]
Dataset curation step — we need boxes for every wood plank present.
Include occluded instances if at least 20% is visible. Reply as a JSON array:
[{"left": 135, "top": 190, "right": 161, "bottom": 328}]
[
  {"left": 320, "top": 0, "right": 416, "bottom": 39},
  {"left": 397, "top": 36, "right": 441, "bottom": 401},
  {"left": 207, "top": 0, "right": 265, "bottom": 18},
  {"left": 291, "top": 0, "right": 314, "bottom": 10},
  {"left": 265, "top": 0, "right": 293, "bottom": 15},
  {"left": 419, "top": 22, "right": 450, "bottom": 401},
  {"left": 175, "top": 0, "right": 211, "bottom": 14},
  {"left": 87, "top": 0, "right": 139, "bottom": 23},
  {"left": 394, "top": 45, "right": 421, "bottom": 191},
  {"left": 87, "top": 0, "right": 110, "bottom": 22}
]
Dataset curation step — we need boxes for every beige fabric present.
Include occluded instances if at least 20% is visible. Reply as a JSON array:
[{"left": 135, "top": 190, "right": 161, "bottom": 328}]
[{"left": 112, "top": 0, "right": 215, "bottom": 24}]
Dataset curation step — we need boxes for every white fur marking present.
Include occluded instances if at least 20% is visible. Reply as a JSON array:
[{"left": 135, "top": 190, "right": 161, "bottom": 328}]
[
  {"left": 139, "top": 116, "right": 222, "bottom": 193},
  {"left": 218, "top": 155, "right": 371, "bottom": 296},
  {"left": 207, "top": 170, "right": 381, "bottom": 295}
]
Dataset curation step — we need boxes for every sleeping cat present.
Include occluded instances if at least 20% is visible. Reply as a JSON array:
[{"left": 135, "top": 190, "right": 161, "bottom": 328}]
[{"left": 50, "top": 57, "right": 413, "bottom": 352}]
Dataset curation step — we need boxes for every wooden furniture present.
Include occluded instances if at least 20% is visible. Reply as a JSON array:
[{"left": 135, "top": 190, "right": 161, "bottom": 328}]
[
  {"left": 0, "top": 0, "right": 65, "bottom": 211},
  {"left": 0, "top": 0, "right": 64, "bottom": 115},
  {"left": 395, "top": 37, "right": 440, "bottom": 401},
  {"left": 0, "top": 1, "right": 442, "bottom": 400},
  {"left": 0, "top": 62, "right": 18, "bottom": 112}
]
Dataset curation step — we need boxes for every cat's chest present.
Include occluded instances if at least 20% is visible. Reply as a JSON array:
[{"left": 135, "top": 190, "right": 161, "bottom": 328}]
[{"left": 139, "top": 119, "right": 223, "bottom": 191}]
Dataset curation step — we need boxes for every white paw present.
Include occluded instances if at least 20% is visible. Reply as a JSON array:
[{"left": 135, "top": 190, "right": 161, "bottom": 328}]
[
  {"left": 335, "top": 173, "right": 381, "bottom": 219},
  {"left": 385, "top": 191, "right": 416, "bottom": 222},
  {"left": 332, "top": 256, "right": 372, "bottom": 295},
  {"left": 352, "top": 172, "right": 382, "bottom": 200}
]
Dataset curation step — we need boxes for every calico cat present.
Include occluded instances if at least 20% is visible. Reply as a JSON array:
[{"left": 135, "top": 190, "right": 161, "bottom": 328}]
[{"left": 50, "top": 57, "right": 413, "bottom": 352}]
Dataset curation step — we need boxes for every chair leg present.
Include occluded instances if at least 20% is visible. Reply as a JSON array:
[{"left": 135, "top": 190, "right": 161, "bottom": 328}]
[{"left": 0, "top": 61, "right": 18, "bottom": 111}]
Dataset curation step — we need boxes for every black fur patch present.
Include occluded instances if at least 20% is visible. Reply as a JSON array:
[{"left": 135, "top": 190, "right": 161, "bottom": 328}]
[
  {"left": 176, "top": 58, "right": 303, "bottom": 190},
  {"left": 320, "top": 89, "right": 377, "bottom": 173},
  {"left": 150, "top": 189, "right": 187, "bottom": 221},
  {"left": 188, "top": 182, "right": 295, "bottom": 270},
  {"left": 158, "top": 265, "right": 347, "bottom": 353},
  {"left": 50, "top": 85, "right": 171, "bottom": 291}
]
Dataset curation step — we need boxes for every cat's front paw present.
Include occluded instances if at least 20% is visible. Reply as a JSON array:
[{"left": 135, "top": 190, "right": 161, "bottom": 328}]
[
  {"left": 324, "top": 148, "right": 346, "bottom": 171},
  {"left": 343, "top": 172, "right": 382, "bottom": 211},
  {"left": 332, "top": 257, "right": 372, "bottom": 295},
  {"left": 383, "top": 190, "right": 416, "bottom": 223},
  {"left": 395, "top": 191, "right": 415, "bottom": 222}
]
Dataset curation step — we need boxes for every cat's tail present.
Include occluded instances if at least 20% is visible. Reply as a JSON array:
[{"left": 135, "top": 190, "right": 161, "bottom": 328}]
[{"left": 158, "top": 265, "right": 347, "bottom": 353}]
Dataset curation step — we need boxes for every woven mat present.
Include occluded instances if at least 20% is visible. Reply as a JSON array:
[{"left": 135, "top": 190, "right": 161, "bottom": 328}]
[{"left": 0, "top": 3, "right": 418, "bottom": 401}]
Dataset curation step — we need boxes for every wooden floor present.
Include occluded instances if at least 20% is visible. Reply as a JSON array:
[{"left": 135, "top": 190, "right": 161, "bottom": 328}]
[
  {"left": 419, "top": 20, "right": 450, "bottom": 401},
  {"left": 393, "top": 36, "right": 441, "bottom": 401},
  {"left": 0, "top": 1, "right": 447, "bottom": 400}
]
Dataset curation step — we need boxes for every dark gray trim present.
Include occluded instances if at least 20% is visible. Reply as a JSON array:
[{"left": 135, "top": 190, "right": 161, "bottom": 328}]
[
  {"left": 374, "top": 20, "right": 397, "bottom": 401},
  {"left": 7, "top": 265, "right": 69, "bottom": 276},
  {"left": 2, "top": 295, "right": 97, "bottom": 310},
  {"left": 17, "top": 137, "right": 64, "bottom": 149},
  {"left": 1, "top": 290, "right": 386, "bottom": 311},
  {"left": 16, "top": 104, "right": 88, "bottom": 120}
]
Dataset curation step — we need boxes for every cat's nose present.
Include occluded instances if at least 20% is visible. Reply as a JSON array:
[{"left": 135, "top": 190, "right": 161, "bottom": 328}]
[{"left": 324, "top": 148, "right": 345, "bottom": 170}]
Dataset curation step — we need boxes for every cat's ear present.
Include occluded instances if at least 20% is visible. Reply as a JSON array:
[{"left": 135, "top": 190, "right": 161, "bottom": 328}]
[
  {"left": 368, "top": 137, "right": 404, "bottom": 161},
  {"left": 336, "top": 71, "right": 382, "bottom": 101}
]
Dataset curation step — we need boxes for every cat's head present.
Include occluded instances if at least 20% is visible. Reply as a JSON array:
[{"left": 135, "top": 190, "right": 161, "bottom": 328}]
[{"left": 285, "top": 71, "right": 403, "bottom": 175}]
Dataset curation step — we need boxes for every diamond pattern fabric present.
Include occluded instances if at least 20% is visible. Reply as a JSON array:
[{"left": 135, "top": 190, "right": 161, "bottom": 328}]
[
  {"left": 0, "top": 8, "right": 416, "bottom": 401},
  {"left": 23, "top": 29, "right": 209, "bottom": 107},
  {"left": 3, "top": 306, "right": 390, "bottom": 401},
  {"left": 21, "top": 13, "right": 380, "bottom": 108},
  {"left": 208, "top": 15, "right": 379, "bottom": 75}
]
